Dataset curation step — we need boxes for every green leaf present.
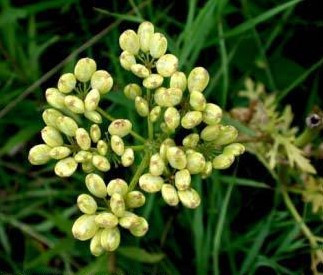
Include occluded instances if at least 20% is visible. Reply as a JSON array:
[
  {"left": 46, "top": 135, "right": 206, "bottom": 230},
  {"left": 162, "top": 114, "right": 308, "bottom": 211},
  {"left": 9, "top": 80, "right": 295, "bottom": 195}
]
[{"left": 118, "top": 246, "right": 164, "bottom": 264}]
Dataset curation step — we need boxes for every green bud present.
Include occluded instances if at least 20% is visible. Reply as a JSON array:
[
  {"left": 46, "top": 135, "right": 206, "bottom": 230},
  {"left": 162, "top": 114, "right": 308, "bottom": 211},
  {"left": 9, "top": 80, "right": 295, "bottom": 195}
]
[
  {"left": 212, "top": 154, "right": 235, "bottom": 169},
  {"left": 175, "top": 169, "right": 191, "bottom": 191},
  {"left": 186, "top": 151, "right": 206, "bottom": 174},
  {"left": 110, "top": 193, "right": 126, "bottom": 217},
  {"left": 92, "top": 155, "right": 111, "bottom": 172},
  {"left": 119, "top": 30, "right": 140, "bottom": 55},
  {"left": 97, "top": 140, "right": 108, "bottom": 156},
  {"left": 131, "top": 64, "right": 150, "bottom": 78},
  {"left": 64, "top": 95, "right": 85, "bottom": 114},
  {"left": 124, "top": 83, "right": 142, "bottom": 100},
  {"left": 45, "top": 88, "right": 65, "bottom": 109},
  {"left": 56, "top": 116, "right": 78, "bottom": 136},
  {"left": 125, "top": 191, "right": 146, "bottom": 208},
  {"left": 108, "top": 119, "right": 132, "bottom": 137},
  {"left": 143, "top": 74, "right": 164, "bottom": 89},
  {"left": 178, "top": 188, "right": 201, "bottom": 209},
  {"left": 111, "top": 135, "right": 125, "bottom": 156},
  {"left": 107, "top": 178, "right": 128, "bottom": 196},
  {"left": 74, "top": 58, "right": 97, "bottom": 82},
  {"left": 166, "top": 147, "right": 187, "bottom": 170},
  {"left": 188, "top": 67, "right": 209, "bottom": 93},
  {"left": 90, "top": 229, "right": 104, "bottom": 257},
  {"left": 129, "top": 217, "right": 149, "bottom": 237},
  {"left": 75, "top": 128, "right": 91, "bottom": 151},
  {"left": 85, "top": 173, "right": 107, "bottom": 198},
  {"left": 181, "top": 111, "right": 203, "bottom": 129},
  {"left": 119, "top": 211, "right": 139, "bottom": 229},
  {"left": 201, "top": 161, "right": 212, "bottom": 179},
  {"left": 101, "top": 227, "right": 121, "bottom": 251},
  {"left": 161, "top": 184, "right": 179, "bottom": 206},
  {"left": 154, "top": 87, "right": 182, "bottom": 107},
  {"left": 149, "top": 32, "right": 167, "bottom": 59},
  {"left": 74, "top": 150, "right": 92, "bottom": 163},
  {"left": 120, "top": 51, "right": 136, "bottom": 71},
  {"left": 160, "top": 122, "right": 171, "bottom": 134},
  {"left": 49, "top": 146, "right": 71, "bottom": 160},
  {"left": 182, "top": 133, "right": 199, "bottom": 148},
  {"left": 121, "top": 148, "right": 134, "bottom": 167},
  {"left": 54, "top": 157, "right": 77, "bottom": 177},
  {"left": 203, "top": 103, "right": 222, "bottom": 125},
  {"left": 72, "top": 214, "right": 98, "bottom": 241},
  {"left": 138, "top": 21, "right": 154, "bottom": 53},
  {"left": 156, "top": 54, "right": 178, "bottom": 77},
  {"left": 90, "top": 70, "right": 113, "bottom": 94},
  {"left": 84, "top": 89, "right": 100, "bottom": 111},
  {"left": 149, "top": 106, "right": 161, "bottom": 122},
  {"left": 84, "top": 110, "right": 102, "bottom": 124},
  {"left": 223, "top": 143, "right": 245, "bottom": 156},
  {"left": 213, "top": 125, "right": 238, "bottom": 146},
  {"left": 57, "top": 73, "right": 76, "bottom": 94},
  {"left": 95, "top": 212, "right": 118, "bottom": 228},
  {"left": 41, "top": 126, "right": 63, "bottom": 147},
  {"left": 159, "top": 138, "right": 175, "bottom": 161},
  {"left": 190, "top": 91, "right": 206, "bottom": 111},
  {"left": 82, "top": 161, "right": 95, "bottom": 173},
  {"left": 42, "top": 108, "right": 62, "bottom": 127},
  {"left": 139, "top": 173, "right": 163, "bottom": 193},
  {"left": 90, "top": 124, "right": 101, "bottom": 143},
  {"left": 201, "top": 125, "right": 220, "bottom": 141},
  {"left": 149, "top": 153, "right": 165, "bottom": 176},
  {"left": 135, "top": 96, "right": 149, "bottom": 117},
  {"left": 164, "top": 107, "right": 180, "bottom": 130},
  {"left": 170, "top": 71, "right": 187, "bottom": 91},
  {"left": 77, "top": 194, "right": 97, "bottom": 214},
  {"left": 28, "top": 144, "right": 51, "bottom": 165}
]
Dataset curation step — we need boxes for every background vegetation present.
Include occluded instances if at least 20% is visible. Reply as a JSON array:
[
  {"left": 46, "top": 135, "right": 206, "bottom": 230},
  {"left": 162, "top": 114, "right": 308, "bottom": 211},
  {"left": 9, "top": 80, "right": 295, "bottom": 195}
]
[{"left": 0, "top": 0, "right": 322, "bottom": 274}]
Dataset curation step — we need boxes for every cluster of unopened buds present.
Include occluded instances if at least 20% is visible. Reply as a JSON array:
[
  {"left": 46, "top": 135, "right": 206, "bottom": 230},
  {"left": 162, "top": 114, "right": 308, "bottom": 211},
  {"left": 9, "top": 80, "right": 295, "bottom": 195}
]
[{"left": 28, "top": 21, "right": 244, "bottom": 256}]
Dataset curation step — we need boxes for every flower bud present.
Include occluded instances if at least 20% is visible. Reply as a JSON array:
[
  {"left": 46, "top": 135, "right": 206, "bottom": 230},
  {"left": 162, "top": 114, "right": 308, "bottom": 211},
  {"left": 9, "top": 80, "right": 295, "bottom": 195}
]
[
  {"left": 188, "top": 67, "right": 209, "bottom": 93},
  {"left": 49, "top": 146, "right": 71, "bottom": 160},
  {"left": 131, "top": 64, "right": 150, "bottom": 78},
  {"left": 125, "top": 191, "right": 146, "bottom": 208},
  {"left": 190, "top": 91, "right": 206, "bottom": 111},
  {"left": 201, "top": 161, "right": 212, "bottom": 179},
  {"left": 111, "top": 135, "right": 125, "bottom": 156},
  {"left": 82, "top": 161, "right": 95, "bottom": 173},
  {"left": 56, "top": 116, "right": 78, "bottom": 136},
  {"left": 201, "top": 125, "right": 220, "bottom": 141},
  {"left": 212, "top": 154, "right": 235, "bottom": 169},
  {"left": 28, "top": 144, "right": 51, "bottom": 165},
  {"left": 85, "top": 173, "right": 107, "bottom": 198},
  {"left": 41, "top": 126, "right": 63, "bottom": 147},
  {"left": 161, "top": 184, "right": 179, "bottom": 206},
  {"left": 90, "top": 124, "right": 101, "bottom": 143},
  {"left": 164, "top": 107, "right": 180, "bottom": 130},
  {"left": 107, "top": 178, "right": 128, "bottom": 196},
  {"left": 135, "top": 96, "right": 149, "bottom": 117},
  {"left": 101, "top": 227, "right": 120, "bottom": 251},
  {"left": 139, "top": 173, "right": 163, "bottom": 193},
  {"left": 149, "top": 33, "right": 167, "bottom": 59},
  {"left": 143, "top": 74, "right": 164, "bottom": 89},
  {"left": 124, "top": 83, "right": 142, "bottom": 100},
  {"left": 97, "top": 140, "right": 108, "bottom": 156},
  {"left": 203, "top": 103, "right": 222, "bottom": 125},
  {"left": 166, "top": 147, "right": 187, "bottom": 169},
  {"left": 90, "top": 70, "right": 113, "bottom": 94},
  {"left": 138, "top": 21, "right": 154, "bottom": 52},
  {"left": 159, "top": 138, "right": 175, "bottom": 161},
  {"left": 182, "top": 133, "right": 199, "bottom": 148},
  {"left": 72, "top": 214, "right": 98, "bottom": 241},
  {"left": 149, "top": 153, "right": 165, "bottom": 176},
  {"left": 154, "top": 87, "right": 182, "bottom": 107},
  {"left": 120, "top": 51, "right": 136, "bottom": 71},
  {"left": 223, "top": 143, "right": 245, "bottom": 156},
  {"left": 74, "top": 150, "right": 92, "bottom": 163},
  {"left": 54, "top": 157, "right": 77, "bottom": 177},
  {"left": 129, "top": 217, "right": 149, "bottom": 237},
  {"left": 108, "top": 119, "right": 132, "bottom": 137},
  {"left": 42, "top": 108, "right": 62, "bottom": 127},
  {"left": 186, "top": 151, "right": 206, "bottom": 174},
  {"left": 156, "top": 54, "right": 178, "bottom": 77},
  {"left": 77, "top": 194, "right": 97, "bottom": 214},
  {"left": 170, "top": 71, "right": 187, "bottom": 91},
  {"left": 84, "top": 89, "right": 100, "bottom": 111},
  {"left": 84, "top": 110, "right": 102, "bottom": 124},
  {"left": 121, "top": 148, "right": 134, "bottom": 167},
  {"left": 92, "top": 155, "right": 111, "bottom": 172},
  {"left": 181, "top": 111, "right": 203, "bottom": 129},
  {"left": 110, "top": 193, "right": 126, "bottom": 217},
  {"left": 213, "top": 125, "right": 238, "bottom": 146},
  {"left": 175, "top": 169, "right": 191, "bottom": 190},
  {"left": 76, "top": 128, "right": 91, "bottom": 150},
  {"left": 119, "top": 211, "right": 139, "bottom": 229},
  {"left": 178, "top": 188, "right": 201, "bottom": 209},
  {"left": 90, "top": 229, "right": 104, "bottom": 256},
  {"left": 95, "top": 212, "right": 118, "bottom": 228},
  {"left": 160, "top": 122, "right": 171, "bottom": 134},
  {"left": 64, "top": 95, "right": 85, "bottom": 114},
  {"left": 119, "top": 30, "right": 140, "bottom": 55},
  {"left": 149, "top": 106, "right": 161, "bottom": 122},
  {"left": 45, "top": 88, "right": 65, "bottom": 109},
  {"left": 74, "top": 58, "right": 97, "bottom": 82},
  {"left": 57, "top": 73, "right": 76, "bottom": 94}
]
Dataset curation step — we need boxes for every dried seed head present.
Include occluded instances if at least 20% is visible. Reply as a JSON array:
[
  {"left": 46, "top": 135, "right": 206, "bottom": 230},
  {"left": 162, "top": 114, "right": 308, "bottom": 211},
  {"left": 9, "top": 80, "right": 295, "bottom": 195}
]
[
  {"left": 84, "top": 89, "right": 100, "bottom": 111},
  {"left": 190, "top": 91, "right": 206, "bottom": 111},
  {"left": 28, "top": 144, "right": 52, "bottom": 165},
  {"left": 213, "top": 125, "right": 238, "bottom": 146},
  {"left": 49, "top": 146, "right": 71, "bottom": 160},
  {"left": 129, "top": 217, "right": 149, "bottom": 237},
  {"left": 149, "top": 153, "right": 165, "bottom": 176},
  {"left": 164, "top": 107, "right": 180, "bottom": 130},
  {"left": 156, "top": 54, "right": 178, "bottom": 77},
  {"left": 85, "top": 173, "right": 107, "bottom": 198},
  {"left": 95, "top": 212, "right": 118, "bottom": 228},
  {"left": 42, "top": 108, "right": 63, "bottom": 127},
  {"left": 121, "top": 148, "right": 135, "bottom": 167},
  {"left": 110, "top": 193, "right": 126, "bottom": 217},
  {"left": 178, "top": 188, "right": 201, "bottom": 209},
  {"left": 175, "top": 169, "right": 191, "bottom": 190},
  {"left": 57, "top": 73, "right": 76, "bottom": 94},
  {"left": 166, "top": 147, "right": 187, "bottom": 170},
  {"left": 76, "top": 128, "right": 91, "bottom": 151},
  {"left": 56, "top": 116, "right": 78, "bottom": 136},
  {"left": 188, "top": 67, "right": 209, "bottom": 93},
  {"left": 64, "top": 95, "right": 85, "bottom": 114},
  {"left": 223, "top": 143, "right": 245, "bottom": 156},
  {"left": 108, "top": 119, "right": 132, "bottom": 137},
  {"left": 119, "top": 211, "right": 139, "bottom": 229},
  {"left": 74, "top": 150, "right": 92, "bottom": 163},
  {"left": 170, "top": 71, "right": 187, "bottom": 91},
  {"left": 54, "top": 157, "right": 78, "bottom": 177},
  {"left": 84, "top": 110, "right": 102, "bottom": 124},
  {"left": 107, "top": 178, "right": 128, "bottom": 196},
  {"left": 137, "top": 21, "right": 154, "bottom": 53},
  {"left": 92, "top": 155, "right": 111, "bottom": 172},
  {"left": 125, "top": 191, "right": 146, "bottom": 208},
  {"left": 120, "top": 51, "right": 137, "bottom": 71},
  {"left": 159, "top": 138, "right": 175, "bottom": 161},
  {"left": 90, "top": 124, "right": 101, "bottom": 143},
  {"left": 72, "top": 214, "right": 98, "bottom": 241},
  {"left": 124, "top": 83, "right": 142, "bottom": 100},
  {"left": 90, "top": 70, "right": 113, "bottom": 94},
  {"left": 74, "top": 58, "right": 97, "bottom": 82},
  {"left": 203, "top": 103, "right": 222, "bottom": 125},
  {"left": 119, "top": 30, "right": 140, "bottom": 55},
  {"left": 45, "top": 88, "right": 65, "bottom": 109},
  {"left": 181, "top": 111, "right": 203, "bottom": 129},
  {"left": 149, "top": 106, "right": 161, "bottom": 122},
  {"left": 186, "top": 151, "right": 206, "bottom": 174},
  {"left": 182, "top": 133, "right": 200, "bottom": 148},
  {"left": 201, "top": 125, "right": 221, "bottom": 141},
  {"left": 97, "top": 140, "right": 108, "bottom": 156},
  {"left": 111, "top": 135, "right": 125, "bottom": 156},
  {"left": 135, "top": 96, "right": 149, "bottom": 117},
  {"left": 212, "top": 154, "right": 235, "bottom": 169},
  {"left": 143, "top": 74, "right": 164, "bottom": 89},
  {"left": 131, "top": 64, "right": 150, "bottom": 78},
  {"left": 149, "top": 32, "right": 167, "bottom": 58},
  {"left": 41, "top": 126, "right": 63, "bottom": 147},
  {"left": 139, "top": 173, "right": 164, "bottom": 193},
  {"left": 161, "top": 184, "right": 179, "bottom": 206},
  {"left": 77, "top": 194, "right": 97, "bottom": 214},
  {"left": 90, "top": 229, "right": 104, "bottom": 257},
  {"left": 201, "top": 161, "right": 213, "bottom": 179},
  {"left": 101, "top": 227, "right": 121, "bottom": 251}
]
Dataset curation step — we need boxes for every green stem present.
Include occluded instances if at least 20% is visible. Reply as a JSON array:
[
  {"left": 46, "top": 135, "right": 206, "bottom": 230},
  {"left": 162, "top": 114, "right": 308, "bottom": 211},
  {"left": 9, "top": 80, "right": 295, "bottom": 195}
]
[
  {"left": 128, "top": 145, "right": 146, "bottom": 151},
  {"left": 147, "top": 89, "right": 153, "bottom": 140},
  {"left": 295, "top": 127, "right": 318, "bottom": 148},
  {"left": 128, "top": 152, "right": 150, "bottom": 191}
]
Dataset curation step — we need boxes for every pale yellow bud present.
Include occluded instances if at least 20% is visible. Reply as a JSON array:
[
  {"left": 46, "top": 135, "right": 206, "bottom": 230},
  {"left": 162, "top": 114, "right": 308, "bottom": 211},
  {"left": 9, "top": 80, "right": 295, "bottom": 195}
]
[
  {"left": 95, "top": 212, "right": 118, "bottom": 228},
  {"left": 110, "top": 193, "right": 126, "bottom": 217},
  {"left": 107, "top": 178, "right": 128, "bottom": 196},
  {"left": 121, "top": 148, "right": 134, "bottom": 167},
  {"left": 41, "top": 126, "right": 63, "bottom": 147},
  {"left": 175, "top": 169, "right": 191, "bottom": 190},
  {"left": 138, "top": 21, "right": 154, "bottom": 52},
  {"left": 64, "top": 95, "right": 85, "bottom": 114},
  {"left": 182, "top": 133, "right": 199, "bottom": 148},
  {"left": 186, "top": 151, "right": 206, "bottom": 174},
  {"left": 188, "top": 67, "right": 209, "bottom": 93},
  {"left": 85, "top": 173, "right": 107, "bottom": 198},
  {"left": 190, "top": 91, "right": 206, "bottom": 111},
  {"left": 45, "top": 88, "right": 65, "bottom": 109},
  {"left": 212, "top": 154, "right": 235, "bottom": 169},
  {"left": 54, "top": 157, "right": 77, "bottom": 177},
  {"left": 97, "top": 140, "right": 108, "bottom": 156},
  {"left": 77, "top": 194, "right": 97, "bottom": 214},
  {"left": 101, "top": 227, "right": 120, "bottom": 251},
  {"left": 49, "top": 146, "right": 71, "bottom": 160},
  {"left": 90, "top": 124, "right": 101, "bottom": 143},
  {"left": 161, "top": 184, "right": 179, "bottom": 206},
  {"left": 149, "top": 33, "right": 167, "bottom": 59},
  {"left": 92, "top": 155, "right": 111, "bottom": 172},
  {"left": 90, "top": 229, "right": 104, "bottom": 256},
  {"left": 156, "top": 54, "right": 178, "bottom": 77},
  {"left": 84, "top": 89, "right": 100, "bottom": 111},
  {"left": 223, "top": 143, "right": 245, "bottom": 156},
  {"left": 149, "top": 153, "right": 165, "bottom": 176},
  {"left": 135, "top": 96, "right": 149, "bottom": 117},
  {"left": 181, "top": 111, "right": 203, "bottom": 129},
  {"left": 159, "top": 138, "right": 175, "bottom": 161},
  {"left": 143, "top": 74, "right": 164, "bottom": 89},
  {"left": 125, "top": 191, "right": 146, "bottom": 208},
  {"left": 166, "top": 147, "right": 187, "bottom": 170},
  {"left": 119, "top": 211, "right": 139, "bottom": 229},
  {"left": 56, "top": 116, "right": 78, "bottom": 136},
  {"left": 90, "top": 70, "right": 113, "bottom": 94},
  {"left": 72, "top": 214, "right": 98, "bottom": 241},
  {"left": 82, "top": 161, "right": 95, "bottom": 173},
  {"left": 160, "top": 122, "right": 171, "bottom": 134},
  {"left": 124, "top": 83, "right": 142, "bottom": 100},
  {"left": 111, "top": 135, "right": 125, "bottom": 156},
  {"left": 74, "top": 151, "right": 92, "bottom": 163},
  {"left": 28, "top": 144, "right": 51, "bottom": 165},
  {"left": 108, "top": 119, "right": 132, "bottom": 137},
  {"left": 201, "top": 161, "right": 212, "bottom": 179},
  {"left": 57, "top": 73, "right": 76, "bottom": 94},
  {"left": 74, "top": 58, "right": 97, "bottom": 82},
  {"left": 213, "top": 125, "right": 238, "bottom": 146},
  {"left": 170, "top": 71, "right": 187, "bottom": 91},
  {"left": 75, "top": 128, "right": 91, "bottom": 151},
  {"left": 42, "top": 108, "right": 62, "bottom": 127},
  {"left": 164, "top": 107, "right": 180, "bottom": 130},
  {"left": 139, "top": 173, "right": 163, "bottom": 193},
  {"left": 119, "top": 29, "right": 140, "bottom": 55},
  {"left": 131, "top": 64, "right": 150, "bottom": 78},
  {"left": 84, "top": 110, "right": 102, "bottom": 124},
  {"left": 129, "top": 217, "right": 149, "bottom": 237},
  {"left": 178, "top": 188, "right": 201, "bottom": 209},
  {"left": 201, "top": 125, "right": 221, "bottom": 141},
  {"left": 154, "top": 87, "right": 182, "bottom": 107},
  {"left": 203, "top": 103, "right": 222, "bottom": 125},
  {"left": 120, "top": 51, "right": 136, "bottom": 71},
  {"left": 149, "top": 106, "right": 161, "bottom": 122}
]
